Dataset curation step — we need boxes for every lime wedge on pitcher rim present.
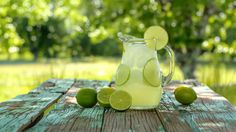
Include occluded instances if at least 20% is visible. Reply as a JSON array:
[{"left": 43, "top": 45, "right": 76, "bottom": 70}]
[
  {"left": 109, "top": 90, "right": 132, "bottom": 111},
  {"left": 174, "top": 86, "right": 197, "bottom": 105},
  {"left": 144, "top": 26, "right": 168, "bottom": 50},
  {"left": 143, "top": 58, "right": 161, "bottom": 87},
  {"left": 115, "top": 64, "right": 130, "bottom": 86},
  {"left": 76, "top": 88, "right": 97, "bottom": 108},
  {"left": 97, "top": 88, "right": 115, "bottom": 108}
]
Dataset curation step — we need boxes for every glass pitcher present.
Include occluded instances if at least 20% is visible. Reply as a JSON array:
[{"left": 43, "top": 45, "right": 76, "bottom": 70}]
[{"left": 115, "top": 33, "right": 175, "bottom": 109}]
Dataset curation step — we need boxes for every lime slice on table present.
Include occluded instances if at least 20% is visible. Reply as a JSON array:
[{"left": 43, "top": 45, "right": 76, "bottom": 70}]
[
  {"left": 174, "top": 86, "right": 197, "bottom": 105},
  {"left": 143, "top": 58, "right": 161, "bottom": 87},
  {"left": 97, "top": 88, "right": 115, "bottom": 108},
  {"left": 109, "top": 90, "right": 132, "bottom": 111},
  {"left": 76, "top": 88, "right": 97, "bottom": 108},
  {"left": 115, "top": 64, "right": 130, "bottom": 86},
  {"left": 144, "top": 26, "right": 168, "bottom": 50}
]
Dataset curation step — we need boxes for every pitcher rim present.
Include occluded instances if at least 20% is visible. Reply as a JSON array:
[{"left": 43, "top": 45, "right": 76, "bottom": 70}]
[
  {"left": 118, "top": 32, "right": 157, "bottom": 44},
  {"left": 123, "top": 38, "right": 157, "bottom": 44}
]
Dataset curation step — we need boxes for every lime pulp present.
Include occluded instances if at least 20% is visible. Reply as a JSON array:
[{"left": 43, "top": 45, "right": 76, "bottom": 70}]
[
  {"left": 144, "top": 26, "right": 169, "bottom": 50},
  {"left": 109, "top": 90, "right": 132, "bottom": 111},
  {"left": 97, "top": 88, "right": 115, "bottom": 108},
  {"left": 115, "top": 64, "right": 130, "bottom": 86},
  {"left": 143, "top": 58, "right": 161, "bottom": 87}
]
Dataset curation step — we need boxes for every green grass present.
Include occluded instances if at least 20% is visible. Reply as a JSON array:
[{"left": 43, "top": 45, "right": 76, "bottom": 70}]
[
  {"left": 195, "top": 61, "right": 236, "bottom": 105},
  {"left": 0, "top": 57, "right": 235, "bottom": 106},
  {"left": 0, "top": 57, "right": 183, "bottom": 102},
  {"left": 196, "top": 61, "right": 236, "bottom": 86},
  {"left": 213, "top": 85, "right": 236, "bottom": 105},
  {"left": 0, "top": 57, "right": 116, "bottom": 102}
]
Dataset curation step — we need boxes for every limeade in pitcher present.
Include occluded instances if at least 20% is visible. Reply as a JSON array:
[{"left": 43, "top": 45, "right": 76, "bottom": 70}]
[{"left": 115, "top": 26, "right": 175, "bottom": 109}]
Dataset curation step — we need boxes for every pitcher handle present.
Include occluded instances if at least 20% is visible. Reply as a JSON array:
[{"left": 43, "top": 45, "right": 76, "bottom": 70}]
[{"left": 161, "top": 45, "right": 175, "bottom": 86}]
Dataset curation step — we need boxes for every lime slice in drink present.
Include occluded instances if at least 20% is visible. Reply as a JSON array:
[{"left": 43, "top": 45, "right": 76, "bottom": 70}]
[
  {"left": 174, "top": 86, "right": 197, "bottom": 105},
  {"left": 143, "top": 58, "right": 161, "bottom": 87},
  {"left": 109, "top": 90, "right": 132, "bottom": 111},
  {"left": 97, "top": 88, "right": 115, "bottom": 108},
  {"left": 144, "top": 26, "right": 168, "bottom": 50},
  {"left": 76, "top": 88, "right": 97, "bottom": 108},
  {"left": 115, "top": 64, "right": 130, "bottom": 86}
]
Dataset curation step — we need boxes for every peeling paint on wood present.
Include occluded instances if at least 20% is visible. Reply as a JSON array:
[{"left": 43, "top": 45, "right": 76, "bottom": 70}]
[
  {"left": 0, "top": 92, "right": 62, "bottom": 132},
  {"left": 73, "top": 79, "right": 110, "bottom": 89},
  {"left": 1, "top": 79, "right": 236, "bottom": 132},
  {"left": 28, "top": 80, "right": 109, "bottom": 132},
  {"left": 102, "top": 109, "right": 165, "bottom": 132},
  {"left": 156, "top": 80, "right": 236, "bottom": 132},
  {"left": 28, "top": 105, "right": 105, "bottom": 132},
  {"left": 54, "top": 80, "right": 110, "bottom": 108},
  {"left": 30, "top": 79, "right": 75, "bottom": 94}
]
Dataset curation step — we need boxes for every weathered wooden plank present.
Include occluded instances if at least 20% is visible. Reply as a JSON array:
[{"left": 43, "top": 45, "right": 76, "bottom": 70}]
[
  {"left": 16, "top": 79, "right": 236, "bottom": 132},
  {"left": 30, "top": 79, "right": 75, "bottom": 94},
  {"left": 186, "top": 111, "right": 236, "bottom": 132},
  {"left": 74, "top": 79, "right": 110, "bottom": 89},
  {"left": 27, "top": 105, "right": 104, "bottom": 132},
  {"left": 159, "top": 81, "right": 236, "bottom": 112},
  {"left": 0, "top": 92, "right": 62, "bottom": 132},
  {"left": 156, "top": 80, "right": 236, "bottom": 132},
  {"left": 54, "top": 80, "right": 110, "bottom": 108},
  {"left": 102, "top": 109, "right": 130, "bottom": 132},
  {"left": 102, "top": 109, "right": 165, "bottom": 132},
  {"left": 157, "top": 109, "right": 236, "bottom": 131},
  {"left": 88, "top": 79, "right": 164, "bottom": 131},
  {"left": 28, "top": 80, "right": 109, "bottom": 132}
]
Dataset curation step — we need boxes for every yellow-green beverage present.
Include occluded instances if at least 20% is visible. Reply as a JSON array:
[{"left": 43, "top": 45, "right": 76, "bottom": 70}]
[
  {"left": 116, "top": 31, "right": 175, "bottom": 110},
  {"left": 116, "top": 42, "right": 163, "bottom": 109}
]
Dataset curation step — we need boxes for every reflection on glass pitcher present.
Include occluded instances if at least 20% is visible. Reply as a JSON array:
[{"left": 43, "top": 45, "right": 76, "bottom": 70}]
[{"left": 115, "top": 32, "right": 175, "bottom": 109}]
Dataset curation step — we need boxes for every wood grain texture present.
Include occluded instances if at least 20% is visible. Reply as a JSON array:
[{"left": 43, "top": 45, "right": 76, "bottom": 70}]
[
  {"left": 0, "top": 92, "right": 62, "bottom": 132},
  {"left": 27, "top": 105, "right": 105, "bottom": 132},
  {"left": 30, "top": 79, "right": 75, "bottom": 94},
  {"left": 28, "top": 80, "right": 110, "bottom": 132},
  {"left": 2, "top": 79, "right": 236, "bottom": 132},
  {"left": 0, "top": 79, "right": 75, "bottom": 131},
  {"left": 73, "top": 79, "right": 110, "bottom": 89},
  {"left": 102, "top": 109, "right": 165, "bottom": 132},
  {"left": 156, "top": 80, "right": 236, "bottom": 132}
]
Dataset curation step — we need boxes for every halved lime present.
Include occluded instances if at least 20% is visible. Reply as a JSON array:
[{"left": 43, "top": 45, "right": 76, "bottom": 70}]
[
  {"left": 109, "top": 90, "right": 132, "bottom": 111},
  {"left": 143, "top": 58, "right": 161, "bottom": 87},
  {"left": 174, "top": 86, "right": 197, "bottom": 105},
  {"left": 76, "top": 88, "right": 97, "bottom": 108},
  {"left": 115, "top": 64, "right": 130, "bottom": 86},
  {"left": 97, "top": 88, "right": 115, "bottom": 108},
  {"left": 144, "top": 26, "right": 168, "bottom": 50}
]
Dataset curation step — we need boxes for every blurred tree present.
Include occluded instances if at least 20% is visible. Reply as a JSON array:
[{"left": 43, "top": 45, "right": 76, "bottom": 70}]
[
  {"left": 0, "top": 0, "right": 24, "bottom": 59},
  {"left": 0, "top": 0, "right": 88, "bottom": 60},
  {"left": 0, "top": 0, "right": 236, "bottom": 78},
  {"left": 84, "top": 0, "right": 236, "bottom": 78}
]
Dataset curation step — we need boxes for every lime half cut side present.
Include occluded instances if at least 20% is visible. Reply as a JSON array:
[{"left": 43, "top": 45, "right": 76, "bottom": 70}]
[
  {"left": 109, "top": 90, "right": 132, "bottom": 111},
  {"left": 97, "top": 88, "right": 115, "bottom": 108},
  {"left": 115, "top": 64, "right": 130, "bottom": 86},
  {"left": 144, "top": 26, "right": 168, "bottom": 50},
  {"left": 143, "top": 58, "right": 161, "bottom": 87}
]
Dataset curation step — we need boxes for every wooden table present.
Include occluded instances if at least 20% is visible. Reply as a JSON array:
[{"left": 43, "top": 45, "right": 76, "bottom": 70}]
[{"left": 0, "top": 79, "right": 236, "bottom": 132}]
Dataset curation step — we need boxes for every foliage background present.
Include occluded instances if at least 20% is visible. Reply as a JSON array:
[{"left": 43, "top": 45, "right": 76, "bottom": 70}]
[{"left": 0, "top": 0, "right": 236, "bottom": 105}]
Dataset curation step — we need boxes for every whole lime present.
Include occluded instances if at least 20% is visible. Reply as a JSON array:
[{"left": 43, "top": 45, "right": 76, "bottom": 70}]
[
  {"left": 174, "top": 86, "right": 197, "bottom": 105},
  {"left": 76, "top": 88, "right": 97, "bottom": 108}
]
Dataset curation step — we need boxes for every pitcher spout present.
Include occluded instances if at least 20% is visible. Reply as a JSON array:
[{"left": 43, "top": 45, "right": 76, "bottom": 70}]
[{"left": 117, "top": 32, "right": 136, "bottom": 42}]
